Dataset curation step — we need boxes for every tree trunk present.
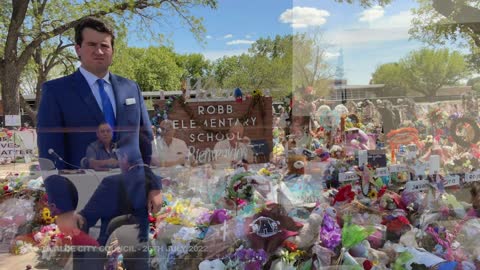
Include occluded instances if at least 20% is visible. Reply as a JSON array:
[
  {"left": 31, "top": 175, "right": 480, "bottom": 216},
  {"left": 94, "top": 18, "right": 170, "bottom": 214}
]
[{"left": 1, "top": 67, "right": 21, "bottom": 116}]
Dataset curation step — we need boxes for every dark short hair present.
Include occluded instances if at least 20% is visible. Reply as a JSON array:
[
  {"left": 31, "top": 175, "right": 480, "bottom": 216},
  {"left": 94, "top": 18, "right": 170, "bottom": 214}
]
[
  {"left": 75, "top": 17, "right": 115, "bottom": 47},
  {"left": 97, "top": 121, "right": 112, "bottom": 130}
]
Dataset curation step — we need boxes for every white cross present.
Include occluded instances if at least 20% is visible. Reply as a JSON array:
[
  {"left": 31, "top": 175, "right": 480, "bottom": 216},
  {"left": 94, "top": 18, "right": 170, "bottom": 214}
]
[{"left": 222, "top": 220, "right": 227, "bottom": 242}]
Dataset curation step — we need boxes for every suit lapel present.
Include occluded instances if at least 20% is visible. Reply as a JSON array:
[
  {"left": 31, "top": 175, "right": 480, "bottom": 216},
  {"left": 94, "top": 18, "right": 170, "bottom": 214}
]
[
  {"left": 72, "top": 70, "right": 104, "bottom": 124},
  {"left": 110, "top": 74, "right": 125, "bottom": 127}
]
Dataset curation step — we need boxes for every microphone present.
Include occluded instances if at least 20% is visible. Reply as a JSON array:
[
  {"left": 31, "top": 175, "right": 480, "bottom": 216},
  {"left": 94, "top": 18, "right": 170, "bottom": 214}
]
[
  {"left": 48, "top": 149, "right": 102, "bottom": 186},
  {"left": 48, "top": 148, "right": 63, "bottom": 161},
  {"left": 48, "top": 148, "right": 82, "bottom": 170}
]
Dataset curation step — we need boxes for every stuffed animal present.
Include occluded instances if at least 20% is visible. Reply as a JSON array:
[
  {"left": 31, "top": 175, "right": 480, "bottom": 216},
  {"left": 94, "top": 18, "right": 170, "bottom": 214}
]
[
  {"left": 286, "top": 154, "right": 306, "bottom": 177},
  {"left": 234, "top": 87, "right": 243, "bottom": 102},
  {"left": 286, "top": 203, "right": 330, "bottom": 249},
  {"left": 345, "top": 128, "right": 370, "bottom": 154},
  {"left": 252, "top": 88, "right": 263, "bottom": 97}
]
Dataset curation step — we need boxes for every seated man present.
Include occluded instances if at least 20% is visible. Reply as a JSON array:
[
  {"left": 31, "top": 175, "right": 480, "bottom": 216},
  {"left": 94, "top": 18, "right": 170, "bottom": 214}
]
[
  {"left": 151, "top": 120, "right": 191, "bottom": 167},
  {"left": 80, "top": 145, "right": 162, "bottom": 245},
  {"left": 45, "top": 144, "right": 163, "bottom": 246},
  {"left": 214, "top": 123, "right": 254, "bottom": 167},
  {"left": 84, "top": 122, "right": 118, "bottom": 170}
]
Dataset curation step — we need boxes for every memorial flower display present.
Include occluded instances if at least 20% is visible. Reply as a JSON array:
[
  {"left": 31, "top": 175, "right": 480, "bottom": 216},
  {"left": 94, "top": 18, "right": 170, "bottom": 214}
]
[{"left": 3, "top": 96, "right": 480, "bottom": 270}]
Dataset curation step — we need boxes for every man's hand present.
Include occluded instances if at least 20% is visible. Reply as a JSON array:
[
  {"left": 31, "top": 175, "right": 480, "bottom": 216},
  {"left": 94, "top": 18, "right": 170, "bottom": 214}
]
[
  {"left": 56, "top": 211, "right": 85, "bottom": 230},
  {"left": 148, "top": 190, "right": 163, "bottom": 214},
  {"left": 107, "top": 158, "right": 118, "bottom": 167}
]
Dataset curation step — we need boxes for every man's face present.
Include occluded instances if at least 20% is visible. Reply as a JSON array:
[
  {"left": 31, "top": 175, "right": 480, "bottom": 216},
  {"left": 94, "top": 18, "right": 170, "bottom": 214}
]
[
  {"left": 160, "top": 123, "right": 175, "bottom": 140},
  {"left": 97, "top": 124, "right": 113, "bottom": 145},
  {"left": 75, "top": 28, "right": 113, "bottom": 77}
]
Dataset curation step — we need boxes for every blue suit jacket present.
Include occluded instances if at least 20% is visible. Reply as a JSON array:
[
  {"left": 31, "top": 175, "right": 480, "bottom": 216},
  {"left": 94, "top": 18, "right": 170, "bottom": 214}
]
[
  {"left": 80, "top": 166, "right": 162, "bottom": 245},
  {"left": 37, "top": 70, "right": 153, "bottom": 168}
]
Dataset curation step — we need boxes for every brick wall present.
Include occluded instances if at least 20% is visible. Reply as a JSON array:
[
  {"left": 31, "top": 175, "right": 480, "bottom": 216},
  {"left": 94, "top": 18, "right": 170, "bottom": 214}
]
[{"left": 154, "top": 97, "right": 273, "bottom": 161}]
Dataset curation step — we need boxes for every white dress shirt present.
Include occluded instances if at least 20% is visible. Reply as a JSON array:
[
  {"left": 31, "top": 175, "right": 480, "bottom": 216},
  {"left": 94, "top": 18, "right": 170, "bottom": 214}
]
[
  {"left": 153, "top": 136, "right": 190, "bottom": 164},
  {"left": 79, "top": 66, "right": 117, "bottom": 117}
]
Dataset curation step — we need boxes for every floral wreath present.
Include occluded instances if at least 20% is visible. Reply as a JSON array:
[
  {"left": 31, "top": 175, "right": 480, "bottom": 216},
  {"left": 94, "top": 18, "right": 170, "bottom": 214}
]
[
  {"left": 449, "top": 117, "right": 480, "bottom": 148},
  {"left": 226, "top": 172, "right": 258, "bottom": 203}
]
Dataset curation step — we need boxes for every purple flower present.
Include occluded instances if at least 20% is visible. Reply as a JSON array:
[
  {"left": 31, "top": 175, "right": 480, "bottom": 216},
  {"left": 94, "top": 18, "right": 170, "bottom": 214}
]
[
  {"left": 256, "top": 249, "right": 267, "bottom": 263},
  {"left": 196, "top": 212, "right": 212, "bottom": 225},
  {"left": 211, "top": 209, "right": 230, "bottom": 224},
  {"left": 245, "top": 249, "right": 256, "bottom": 261},
  {"left": 233, "top": 248, "right": 267, "bottom": 264},
  {"left": 320, "top": 214, "right": 341, "bottom": 250},
  {"left": 245, "top": 261, "right": 262, "bottom": 270},
  {"left": 235, "top": 249, "right": 247, "bottom": 261}
]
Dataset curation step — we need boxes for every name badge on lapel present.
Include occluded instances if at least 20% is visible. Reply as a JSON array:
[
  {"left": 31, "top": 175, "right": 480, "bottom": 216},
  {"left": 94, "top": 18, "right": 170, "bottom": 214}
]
[{"left": 125, "top": 98, "right": 136, "bottom": 105}]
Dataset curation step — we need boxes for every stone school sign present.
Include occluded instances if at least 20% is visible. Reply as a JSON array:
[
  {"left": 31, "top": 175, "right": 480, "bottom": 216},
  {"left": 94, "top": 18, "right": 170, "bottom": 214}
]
[{"left": 154, "top": 97, "right": 273, "bottom": 163}]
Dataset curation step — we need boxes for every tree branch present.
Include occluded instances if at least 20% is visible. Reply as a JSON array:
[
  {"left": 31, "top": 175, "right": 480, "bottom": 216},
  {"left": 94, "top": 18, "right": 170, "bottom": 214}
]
[
  {"left": 432, "top": 0, "right": 480, "bottom": 36},
  {"left": 5, "top": 0, "right": 29, "bottom": 62},
  {"left": 17, "top": 0, "right": 168, "bottom": 75}
]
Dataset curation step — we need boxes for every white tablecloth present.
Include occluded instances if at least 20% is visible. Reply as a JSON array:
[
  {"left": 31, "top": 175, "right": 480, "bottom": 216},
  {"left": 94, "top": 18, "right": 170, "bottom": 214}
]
[{"left": 41, "top": 165, "right": 225, "bottom": 211}]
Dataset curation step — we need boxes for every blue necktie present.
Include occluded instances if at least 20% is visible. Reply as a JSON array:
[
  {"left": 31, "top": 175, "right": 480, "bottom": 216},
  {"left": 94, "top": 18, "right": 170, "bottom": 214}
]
[{"left": 97, "top": 79, "right": 115, "bottom": 132}]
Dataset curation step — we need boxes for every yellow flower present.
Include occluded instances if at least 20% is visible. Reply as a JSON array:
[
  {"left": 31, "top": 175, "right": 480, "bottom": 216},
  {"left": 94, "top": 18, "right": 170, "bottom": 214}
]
[
  {"left": 41, "top": 208, "right": 56, "bottom": 224},
  {"left": 165, "top": 216, "right": 182, "bottom": 225},
  {"left": 273, "top": 144, "right": 284, "bottom": 155},
  {"left": 258, "top": 168, "right": 271, "bottom": 176},
  {"left": 368, "top": 189, "right": 378, "bottom": 200}
]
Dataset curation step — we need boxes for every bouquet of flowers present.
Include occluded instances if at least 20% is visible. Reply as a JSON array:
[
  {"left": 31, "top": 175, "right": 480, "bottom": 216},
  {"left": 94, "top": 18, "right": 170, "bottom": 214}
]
[
  {"left": 33, "top": 224, "right": 71, "bottom": 264},
  {"left": 159, "top": 199, "right": 196, "bottom": 227},
  {"left": 225, "top": 247, "right": 268, "bottom": 270},
  {"left": 279, "top": 241, "right": 308, "bottom": 269},
  {"left": 196, "top": 209, "right": 231, "bottom": 239}
]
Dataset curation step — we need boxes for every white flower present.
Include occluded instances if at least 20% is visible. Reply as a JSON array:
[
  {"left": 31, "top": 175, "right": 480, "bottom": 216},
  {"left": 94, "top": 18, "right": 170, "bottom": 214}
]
[{"left": 33, "top": 232, "right": 44, "bottom": 242}]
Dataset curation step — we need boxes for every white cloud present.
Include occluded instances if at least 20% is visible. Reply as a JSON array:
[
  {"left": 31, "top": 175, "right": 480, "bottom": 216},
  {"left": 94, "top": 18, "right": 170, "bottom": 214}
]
[
  {"left": 325, "top": 51, "right": 340, "bottom": 59},
  {"left": 224, "top": 34, "right": 233, "bottom": 39},
  {"left": 206, "top": 35, "right": 212, "bottom": 39},
  {"left": 326, "top": 10, "right": 413, "bottom": 47},
  {"left": 375, "top": 10, "right": 412, "bottom": 29},
  {"left": 245, "top": 34, "right": 252, "bottom": 39},
  {"left": 279, "top": 6, "right": 330, "bottom": 28},
  {"left": 226, "top": 39, "right": 255, "bottom": 45},
  {"left": 359, "top": 5, "right": 384, "bottom": 22},
  {"left": 202, "top": 49, "right": 248, "bottom": 60}
]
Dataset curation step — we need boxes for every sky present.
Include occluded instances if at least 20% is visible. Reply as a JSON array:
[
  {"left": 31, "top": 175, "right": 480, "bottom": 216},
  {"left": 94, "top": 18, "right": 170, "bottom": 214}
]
[{"left": 127, "top": 0, "right": 431, "bottom": 85}]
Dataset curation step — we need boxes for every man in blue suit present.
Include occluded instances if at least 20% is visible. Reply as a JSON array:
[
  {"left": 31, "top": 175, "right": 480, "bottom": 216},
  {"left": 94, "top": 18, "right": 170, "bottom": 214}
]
[
  {"left": 37, "top": 16, "right": 154, "bottom": 245},
  {"left": 37, "top": 16, "right": 152, "bottom": 169}
]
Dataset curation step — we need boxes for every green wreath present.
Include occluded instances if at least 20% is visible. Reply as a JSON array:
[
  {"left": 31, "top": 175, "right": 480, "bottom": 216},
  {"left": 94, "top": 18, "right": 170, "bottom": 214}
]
[
  {"left": 450, "top": 117, "right": 480, "bottom": 148},
  {"left": 226, "top": 172, "right": 256, "bottom": 201}
]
